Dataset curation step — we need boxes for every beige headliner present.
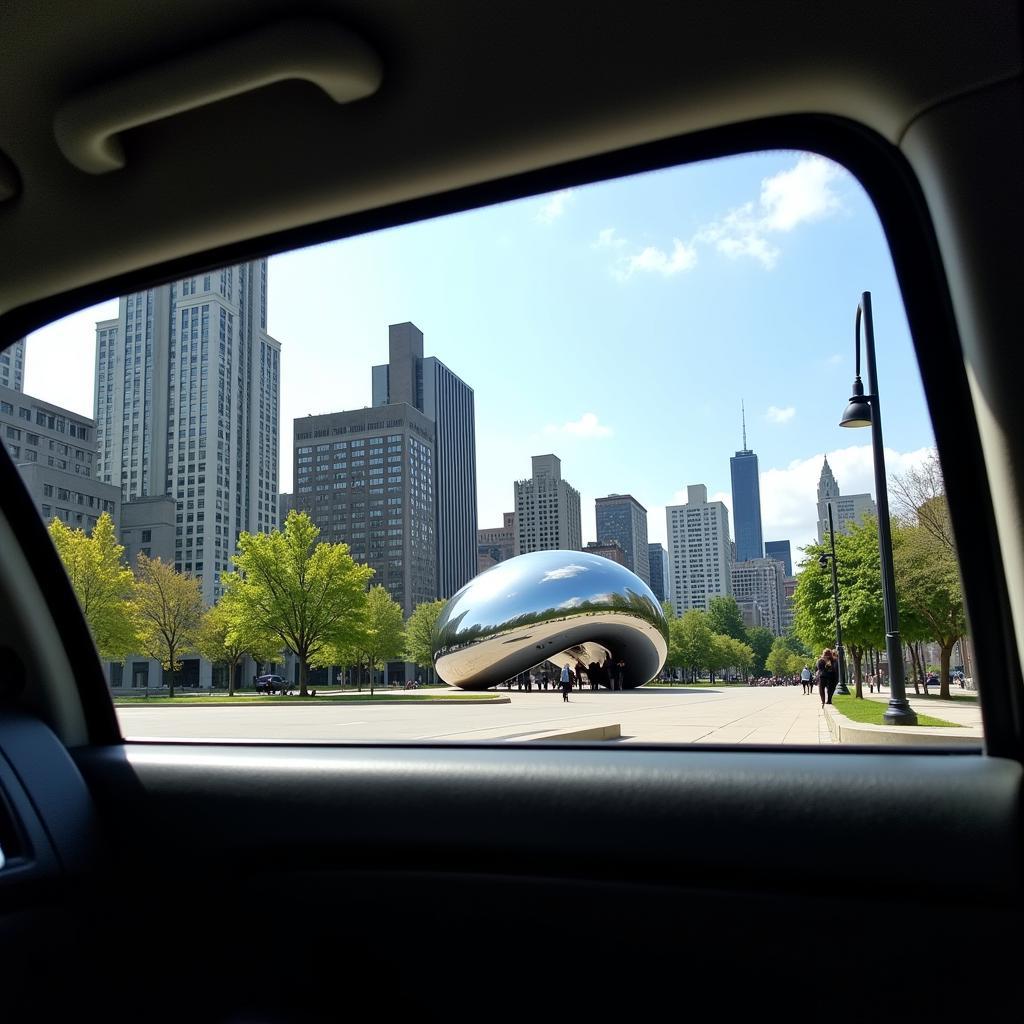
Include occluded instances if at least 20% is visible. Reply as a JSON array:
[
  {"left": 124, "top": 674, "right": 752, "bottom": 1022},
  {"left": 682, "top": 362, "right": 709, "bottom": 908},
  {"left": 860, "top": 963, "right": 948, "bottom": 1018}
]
[{"left": 0, "top": 0, "right": 1020, "bottom": 317}]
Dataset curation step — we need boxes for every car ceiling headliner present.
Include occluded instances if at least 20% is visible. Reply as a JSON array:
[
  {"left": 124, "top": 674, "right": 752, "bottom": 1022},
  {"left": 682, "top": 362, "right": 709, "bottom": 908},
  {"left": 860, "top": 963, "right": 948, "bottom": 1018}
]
[{"left": 0, "top": 0, "right": 1020, "bottom": 321}]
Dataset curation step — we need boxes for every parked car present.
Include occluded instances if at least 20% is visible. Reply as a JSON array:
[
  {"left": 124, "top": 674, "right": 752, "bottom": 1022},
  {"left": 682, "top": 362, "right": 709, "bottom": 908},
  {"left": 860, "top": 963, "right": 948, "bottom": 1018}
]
[{"left": 256, "top": 674, "right": 288, "bottom": 695}]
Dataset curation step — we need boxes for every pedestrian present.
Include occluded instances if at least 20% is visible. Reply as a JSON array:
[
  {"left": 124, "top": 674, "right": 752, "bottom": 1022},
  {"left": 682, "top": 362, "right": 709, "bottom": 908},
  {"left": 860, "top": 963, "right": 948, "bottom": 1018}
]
[
  {"left": 800, "top": 665, "right": 811, "bottom": 695},
  {"left": 615, "top": 660, "right": 626, "bottom": 691},
  {"left": 817, "top": 648, "right": 838, "bottom": 706},
  {"left": 560, "top": 663, "right": 572, "bottom": 702}
]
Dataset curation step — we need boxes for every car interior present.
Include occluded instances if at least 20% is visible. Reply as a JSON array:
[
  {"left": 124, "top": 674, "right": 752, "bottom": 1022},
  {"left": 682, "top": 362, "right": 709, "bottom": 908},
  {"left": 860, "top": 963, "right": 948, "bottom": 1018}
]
[{"left": 1, "top": 2, "right": 1022, "bottom": 1019}]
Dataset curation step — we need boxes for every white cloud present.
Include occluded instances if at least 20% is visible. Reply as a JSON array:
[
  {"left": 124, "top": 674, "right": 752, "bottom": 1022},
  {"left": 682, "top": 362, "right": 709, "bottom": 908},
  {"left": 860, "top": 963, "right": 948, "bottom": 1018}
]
[
  {"left": 766, "top": 405, "right": 796, "bottom": 424},
  {"left": 593, "top": 227, "right": 627, "bottom": 249},
  {"left": 694, "top": 154, "right": 845, "bottom": 270},
  {"left": 536, "top": 189, "right": 574, "bottom": 225},
  {"left": 544, "top": 412, "right": 613, "bottom": 439},
  {"left": 613, "top": 239, "right": 697, "bottom": 280},
  {"left": 542, "top": 564, "right": 588, "bottom": 582}
]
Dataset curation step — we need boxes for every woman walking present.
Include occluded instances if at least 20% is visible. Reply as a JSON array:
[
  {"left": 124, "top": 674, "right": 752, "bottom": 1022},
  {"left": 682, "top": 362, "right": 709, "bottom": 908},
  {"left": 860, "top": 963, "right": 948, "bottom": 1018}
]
[
  {"left": 560, "top": 663, "right": 572, "bottom": 702},
  {"left": 817, "top": 648, "right": 838, "bottom": 706}
]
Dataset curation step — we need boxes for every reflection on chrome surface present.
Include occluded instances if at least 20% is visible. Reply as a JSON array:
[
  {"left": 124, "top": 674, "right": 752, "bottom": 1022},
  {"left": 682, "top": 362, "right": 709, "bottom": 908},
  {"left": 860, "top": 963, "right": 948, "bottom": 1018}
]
[{"left": 432, "top": 550, "right": 669, "bottom": 690}]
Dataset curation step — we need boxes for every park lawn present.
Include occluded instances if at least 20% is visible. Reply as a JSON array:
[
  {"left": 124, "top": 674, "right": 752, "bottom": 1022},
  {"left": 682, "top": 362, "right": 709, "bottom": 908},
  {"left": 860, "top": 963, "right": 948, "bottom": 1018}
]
[
  {"left": 114, "top": 692, "right": 505, "bottom": 706},
  {"left": 905, "top": 691, "right": 979, "bottom": 703},
  {"left": 832, "top": 694, "right": 958, "bottom": 728}
]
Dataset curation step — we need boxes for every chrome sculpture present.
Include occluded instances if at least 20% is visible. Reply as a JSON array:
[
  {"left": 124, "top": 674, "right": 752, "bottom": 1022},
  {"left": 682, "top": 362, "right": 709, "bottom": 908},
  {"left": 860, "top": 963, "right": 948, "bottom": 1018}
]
[{"left": 432, "top": 550, "right": 669, "bottom": 690}]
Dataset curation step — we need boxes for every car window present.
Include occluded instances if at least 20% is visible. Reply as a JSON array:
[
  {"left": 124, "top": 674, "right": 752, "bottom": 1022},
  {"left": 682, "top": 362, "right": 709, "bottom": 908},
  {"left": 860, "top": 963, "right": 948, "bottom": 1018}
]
[{"left": 11, "top": 149, "right": 979, "bottom": 747}]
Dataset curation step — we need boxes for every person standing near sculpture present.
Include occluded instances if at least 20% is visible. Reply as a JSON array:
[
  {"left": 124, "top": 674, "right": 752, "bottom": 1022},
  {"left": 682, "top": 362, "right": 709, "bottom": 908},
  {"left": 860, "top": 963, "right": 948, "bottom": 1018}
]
[
  {"left": 800, "top": 665, "right": 812, "bottom": 695},
  {"left": 560, "top": 663, "right": 572, "bottom": 702}
]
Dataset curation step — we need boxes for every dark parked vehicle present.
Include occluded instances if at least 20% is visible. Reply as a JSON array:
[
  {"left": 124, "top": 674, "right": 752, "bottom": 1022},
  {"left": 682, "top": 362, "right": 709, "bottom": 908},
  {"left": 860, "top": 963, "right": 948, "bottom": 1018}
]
[{"left": 256, "top": 674, "right": 289, "bottom": 695}]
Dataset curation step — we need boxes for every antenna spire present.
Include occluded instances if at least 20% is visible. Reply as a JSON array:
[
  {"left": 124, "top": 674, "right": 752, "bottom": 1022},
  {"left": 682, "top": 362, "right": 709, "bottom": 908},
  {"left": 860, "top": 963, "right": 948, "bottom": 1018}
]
[{"left": 742, "top": 400, "right": 747, "bottom": 450}]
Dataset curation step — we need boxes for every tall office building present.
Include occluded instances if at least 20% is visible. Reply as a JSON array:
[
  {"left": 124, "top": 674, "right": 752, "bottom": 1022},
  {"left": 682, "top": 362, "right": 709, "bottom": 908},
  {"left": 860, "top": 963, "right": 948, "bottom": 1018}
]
[
  {"left": 94, "top": 260, "right": 281, "bottom": 607},
  {"left": 764, "top": 539, "right": 793, "bottom": 576},
  {"left": 294, "top": 406, "right": 436, "bottom": 615},
  {"left": 816, "top": 456, "right": 876, "bottom": 543},
  {"left": 666, "top": 484, "right": 732, "bottom": 616},
  {"left": 514, "top": 454, "right": 582, "bottom": 554},
  {"left": 0, "top": 337, "right": 25, "bottom": 391},
  {"left": 648, "top": 542, "right": 670, "bottom": 603},
  {"left": 478, "top": 512, "right": 516, "bottom": 572},
  {"left": 731, "top": 558, "right": 786, "bottom": 636},
  {"left": 372, "top": 322, "right": 476, "bottom": 599},
  {"left": 595, "top": 493, "right": 650, "bottom": 583},
  {"left": 730, "top": 405, "right": 763, "bottom": 562}
]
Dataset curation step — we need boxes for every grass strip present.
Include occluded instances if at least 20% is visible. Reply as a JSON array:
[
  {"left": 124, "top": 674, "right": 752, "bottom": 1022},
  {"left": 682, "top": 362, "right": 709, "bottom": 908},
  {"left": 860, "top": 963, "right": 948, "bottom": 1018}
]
[{"left": 832, "top": 694, "right": 959, "bottom": 728}]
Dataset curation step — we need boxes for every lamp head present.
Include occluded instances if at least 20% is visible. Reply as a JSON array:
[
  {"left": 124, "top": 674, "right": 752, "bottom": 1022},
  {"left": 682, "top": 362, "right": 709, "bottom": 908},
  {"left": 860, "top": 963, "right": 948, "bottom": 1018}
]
[
  {"left": 840, "top": 374, "right": 871, "bottom": 428},
  {"left": 818, "top": 554, "right": 829, "bottom": 568}
]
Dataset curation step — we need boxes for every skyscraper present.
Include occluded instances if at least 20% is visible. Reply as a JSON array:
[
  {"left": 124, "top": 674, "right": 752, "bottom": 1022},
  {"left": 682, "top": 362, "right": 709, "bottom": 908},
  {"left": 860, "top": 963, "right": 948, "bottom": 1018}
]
[
  {"left": 0, "top": 337, "right": 25, "bottom": 391},
  {"left": 94, "top": 260, "right": 281, "bottom": 606},
  {"left": 666, "top": 484, "right": 732, "bottom": 616},
  {"left": 647, "top": 542, "right": 669, "bottom": 603},
  {"left": 764, "top": 539, "right": 793, "bottom": 576},
  {"left": 372, "top": 323, "right": 477, "bottom": 598},
  {"left": 816, "top": 456, "right": 876, "bottom": 542},
  {"left": 730, "top": 558, "right": 786, "bottom": 635},
  {"left": 595, "top": 493, "right": 650, "bottom": 583},
  {"left": 514, "top": 454, "right": 582, "bottom": 554},
  {"left": 730, "top": 403, "right": 763, "bottom": 562}
]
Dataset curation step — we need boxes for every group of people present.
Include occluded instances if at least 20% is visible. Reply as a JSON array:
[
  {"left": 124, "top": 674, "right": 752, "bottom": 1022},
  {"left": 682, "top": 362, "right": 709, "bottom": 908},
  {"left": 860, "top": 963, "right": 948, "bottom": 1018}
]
[{"left": 505, "top": 658, "right": 628, "bottom": 700}]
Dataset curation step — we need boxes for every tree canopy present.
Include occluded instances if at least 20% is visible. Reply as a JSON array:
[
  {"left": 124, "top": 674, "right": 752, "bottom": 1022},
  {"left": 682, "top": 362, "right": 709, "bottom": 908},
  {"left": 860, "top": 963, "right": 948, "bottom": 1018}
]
[
  {"left": 354, "top": 586, "right": 406, "bottom": 694},
  {"left": 223, "top": 510, "right": 373, "bottom": 695},
  {"left": 707, "top": 596, "right": 747, "bottom": 641},
  {"left": 48, "top": 512, "right": 137, "bottom": 662},
  {"left": 195, "top": 592, "right": 281, "bottom": 696},
  {"left": 405, "top": 598, "right": 445, "bottom": 677},
  {"left": 133, "top": 553, "right": 203, "bottom": 697},
  {"left": 745, "top": 625, "right": 775, "bottom": 677}
]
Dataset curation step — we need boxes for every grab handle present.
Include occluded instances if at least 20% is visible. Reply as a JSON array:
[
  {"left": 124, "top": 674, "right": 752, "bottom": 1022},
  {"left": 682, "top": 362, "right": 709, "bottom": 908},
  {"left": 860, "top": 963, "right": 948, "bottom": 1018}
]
[{"left": 54, "top": 19, "right": 383, "bottom": 174}]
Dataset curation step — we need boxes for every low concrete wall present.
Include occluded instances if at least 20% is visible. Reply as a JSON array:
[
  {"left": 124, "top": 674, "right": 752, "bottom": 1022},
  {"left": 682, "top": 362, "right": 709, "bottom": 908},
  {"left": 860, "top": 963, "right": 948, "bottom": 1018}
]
[
  {"left": 823, "top": 705, "right": 982, "bottom": 747},
  {"left": 520, "top": 723, "right": 621, "bottom": 742}
]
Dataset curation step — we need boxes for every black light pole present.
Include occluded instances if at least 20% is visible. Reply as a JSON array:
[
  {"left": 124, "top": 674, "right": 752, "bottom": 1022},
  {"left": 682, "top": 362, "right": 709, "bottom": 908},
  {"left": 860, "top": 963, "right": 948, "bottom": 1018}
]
[
  {"left": 819, "top": 503, "right": 849, "bottom": 695},
  {"left": 839, "top": 291, "right": 917, "bottom": 725}
]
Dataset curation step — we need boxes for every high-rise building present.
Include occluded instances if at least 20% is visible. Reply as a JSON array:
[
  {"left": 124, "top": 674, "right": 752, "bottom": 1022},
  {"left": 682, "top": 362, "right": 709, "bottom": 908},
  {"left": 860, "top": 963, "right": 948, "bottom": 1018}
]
[
  {"left": 595, "top": 493, "right": 650, "bottom": 583},
  {"left": 514, "top": 454, "right": 582, "bottom": 554},
  {"left": 816, "top": 456, "right": 877, "bottom": 542},
  {"left": 584, "top": 539, "right": 628, "bottom": 565},
  {"left": 1, "top": 383, "right": 119, "bottom": 532},
  {"left": 730, "top": 405, "right": 763, "bottom": 562},
  {"left": 94, "top": 260, "right": 281, "bottom": 606},
  {"left": 372, "top": 322, "right": 477, "bottom": 599},
  {"left": 294, "top": 405, "right": 436, "bottom": 615},
  {"left": 731, "top": 557, "right": 786, "bottom": 635},
  {"left": 782, "top": 575, "right": 797, "bottom": 633},
  {"left": 647, "top": 542, "right": 669, "bottom": 603},
  {"left": 666, "top": 484, "right": 732, "bottom": 616},
  {"left": 478, "top": 512, "right": 516, "bottom": 572},
  {"left": 279, "top": 492, "right": 295, "bottom": 522},
  {"left": 0, "top": 337, "right": 25, "bottom": 391},
  {"left": 764, "top": 539, "right": 793, "bottom": 576}
]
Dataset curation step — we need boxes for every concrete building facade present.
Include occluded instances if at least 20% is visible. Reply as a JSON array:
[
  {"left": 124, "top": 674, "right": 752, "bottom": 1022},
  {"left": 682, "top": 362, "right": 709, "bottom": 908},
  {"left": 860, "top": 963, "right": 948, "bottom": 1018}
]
[
  {"left": 372, "top": 322, "right": 477, "bottom": 599},
  {"left": 648, "top": 542, "right": 669, "bottom": 603},
  {"left": 1, "top": 384, "right": 119, "bottom": 532},
  {"left": 294, "top": 405, "right": 437, "bottom": 615},
  {"left": 478, "top": 511, "right": 516, "bottom": 573},
  {"left": 584, "top": 539, "right": 628, "bottom": 565},
  {"left": 1, "top": 337, "right": 25, "bottom": 391},
  {"left": 666, "top": 484, "right": 732, "bottom": 617},
  {"left": 816, "top": 456, "right": 877, "bottom": 543},
  {"left": 514, "top": 454, "right": 582, "bottom": 554},
  {"left": 595, "top": 493, "right": 650, "bottom": 583},
  {"left": 731, "top": 557, "right": 786, "bottom": 636},
  {"left": 94, "top": 260, "right": 281, "bottom": 609},
  {"left": 120, "top": 495, "right": 177, "bottom": 567}
]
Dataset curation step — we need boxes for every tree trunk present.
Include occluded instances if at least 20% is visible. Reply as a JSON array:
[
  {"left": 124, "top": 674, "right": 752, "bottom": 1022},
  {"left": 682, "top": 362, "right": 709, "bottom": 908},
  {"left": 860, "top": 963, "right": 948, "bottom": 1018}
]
[
  {"left": 370, "top": 663, "right": 376, "bottom": 697},
  {"left": 167, "top": 649, "right": 175, "bottom": 699},
  {"left": 851, "top": 645, "right": 863, "bottom": 699},
  {"left": 939, "top": 641, "right": 953, "bottom": 699},
  {"left": 228, "top": 656, "right": 237, "bottom": 697},
  {"left": 298, "top": 658, "right": 308, "bottom": 697}
]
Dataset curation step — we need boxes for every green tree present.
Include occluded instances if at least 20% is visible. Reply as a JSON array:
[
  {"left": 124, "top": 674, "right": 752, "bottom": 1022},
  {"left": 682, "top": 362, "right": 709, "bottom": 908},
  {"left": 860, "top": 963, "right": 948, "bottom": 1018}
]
[
  {"left": 894, "top": 522, "right": 966, "bottom": 699},
  {"left": 668, "top": 609, "right": 714, "bottom": 681},
  {"left": 133, "top": 554, "right": 203, "bottom": 698},
  {"left": 195, "top": 593, "right": 280, "bottom": 696},
  {"left": 356, "top": 586, "right": 406, "bottom": 695},
  {"left": 48, "top": 512, "right": 137, "bottom": 662},
  {"left": 723, "top": 636, "right": 755, "bottom": 680},
  {"left": 223, "top": 511, "right": 374, "bottom": 695},
  {"left": 745, "top": 625, "right": 775, "bottom": 677},
  {"left": 404, "top": 599, "right": 445, "bottom": 684},
  {"left": 766, "top": 637, "right": 803, "bottom": 677},
  {"left": 707, "top": 596, "right": 747, "bottom": 641}
]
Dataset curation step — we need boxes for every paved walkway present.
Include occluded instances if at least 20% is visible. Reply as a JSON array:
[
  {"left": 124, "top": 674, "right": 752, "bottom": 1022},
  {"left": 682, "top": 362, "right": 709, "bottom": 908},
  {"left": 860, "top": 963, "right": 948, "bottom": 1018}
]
[{"left": 117, "top": 684, "right": 834, "bottom": 745}]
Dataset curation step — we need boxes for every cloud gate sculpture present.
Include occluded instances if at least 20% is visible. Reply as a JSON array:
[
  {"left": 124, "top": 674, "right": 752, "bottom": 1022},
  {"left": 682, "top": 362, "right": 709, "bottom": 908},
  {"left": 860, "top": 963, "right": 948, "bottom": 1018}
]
[{"left": 432, "top": 550, "right": 669, "bottom": 690}]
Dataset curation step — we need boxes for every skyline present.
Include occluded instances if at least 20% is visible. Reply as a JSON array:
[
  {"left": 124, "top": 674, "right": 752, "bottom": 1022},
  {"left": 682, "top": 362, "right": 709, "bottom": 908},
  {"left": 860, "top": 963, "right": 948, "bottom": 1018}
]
[{"left": 21, "top": 149, "right": 936, "bottom": 564}]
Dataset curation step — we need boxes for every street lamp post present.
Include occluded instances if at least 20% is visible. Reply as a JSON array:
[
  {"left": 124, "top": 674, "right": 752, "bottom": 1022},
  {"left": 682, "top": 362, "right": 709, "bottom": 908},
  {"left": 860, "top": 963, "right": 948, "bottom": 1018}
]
[
  {"left": 839, "top": 291, "right": 917, "bottom": 725},
  {"left": 819, "top": 503, "right": 850, "bottom": 695}
]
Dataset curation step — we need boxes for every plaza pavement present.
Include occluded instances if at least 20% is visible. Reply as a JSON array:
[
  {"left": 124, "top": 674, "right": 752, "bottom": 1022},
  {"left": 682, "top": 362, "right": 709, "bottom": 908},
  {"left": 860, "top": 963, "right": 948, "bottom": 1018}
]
[{"left": 117, "top": 683, "right": 834, "bottom": 745}]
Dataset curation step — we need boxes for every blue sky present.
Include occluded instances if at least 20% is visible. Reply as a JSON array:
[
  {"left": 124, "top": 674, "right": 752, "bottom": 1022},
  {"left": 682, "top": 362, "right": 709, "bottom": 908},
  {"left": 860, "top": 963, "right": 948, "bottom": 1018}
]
[{"left": 25, "top": 149, "right": 935, "bottom": 562}]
